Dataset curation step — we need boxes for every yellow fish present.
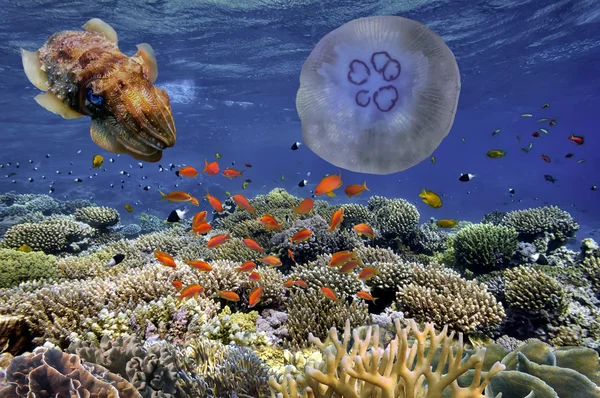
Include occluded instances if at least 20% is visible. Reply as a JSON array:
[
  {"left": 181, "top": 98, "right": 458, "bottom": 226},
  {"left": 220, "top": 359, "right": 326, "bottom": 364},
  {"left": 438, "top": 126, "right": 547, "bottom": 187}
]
[
  {"left": 430, "top": 156, "right": 436, "bottom": 164},
  {"left": 92, "top": 154, "right": 104, "bottom": 168},
  {"left": 215, "top": 152, "right": 221, "bottom": 159},
  {"left": 124, "top": 204, "right": 133, "bottom": 212},
  {"left": 436, "top": 219, "right": 457, "bottom": 228},
  {"left": 486, "top": 149, "right": 506, "bottom": 158},
  {"left": 242, "top": 181, "right": 249, "bottom": 190},
  {"left": 18, "top": 244, "right": 33, "bottom": 253},
  {"left": 419, "top": 189, "right": 442, "bottom": 208}
]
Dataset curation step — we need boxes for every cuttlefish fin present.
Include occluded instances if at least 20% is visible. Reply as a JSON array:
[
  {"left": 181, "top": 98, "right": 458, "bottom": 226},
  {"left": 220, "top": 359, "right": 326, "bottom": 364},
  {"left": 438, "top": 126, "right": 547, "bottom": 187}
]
[
  {"left": 134, "top": 43, "right": 158, "bottom": 82},
  {"left": 34, "top": 92, "right": 84, "bottom": 119},
  {"left": 91, "top": 119, "right": 163, "bottom": 162},
  {"left": 21, "top": 49, "right": 49, "bottom": 91},
  {"left": 82, "top": 18, "right": 118, "bottom": 45}
]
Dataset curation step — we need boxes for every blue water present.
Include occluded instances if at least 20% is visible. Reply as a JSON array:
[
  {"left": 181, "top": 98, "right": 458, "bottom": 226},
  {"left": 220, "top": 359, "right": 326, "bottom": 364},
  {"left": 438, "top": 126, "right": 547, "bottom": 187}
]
[{"left": 0, "top": 0, "right": 599, "bottom": 240}]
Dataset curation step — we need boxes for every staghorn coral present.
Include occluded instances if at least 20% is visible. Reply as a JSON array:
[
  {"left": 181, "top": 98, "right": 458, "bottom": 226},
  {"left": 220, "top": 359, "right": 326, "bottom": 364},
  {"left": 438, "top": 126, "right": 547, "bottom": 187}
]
[
  {"left": 0, "top": 346, "right": 140, "bottom": 397},
  {"left": 453, "top": 223, "right": 518, "bottom": 274},
  {"left": 1, "top": 219, "right": 95, "bottom": 254},
  {"left": 500, "top": 205, "right": 579, "bottom": 252},
  {"left": 287, "top": 288, "right": 370, "bottom": 348},
  {"left": 269, "top": 318, "right": 505, "bottom": 398},
  {"left": 397, "top": 263, "right": 505, "bottom": 334},
  {"left": 0, "top": 248, "right": 60, "bottom": 288},
  {"left": 368, "top": 196, "right": 420, "bottom": 242}
]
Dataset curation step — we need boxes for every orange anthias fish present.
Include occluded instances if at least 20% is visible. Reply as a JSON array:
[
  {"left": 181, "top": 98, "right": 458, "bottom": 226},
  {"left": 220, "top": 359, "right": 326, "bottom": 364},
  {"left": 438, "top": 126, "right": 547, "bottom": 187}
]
[
  {"left": 320, "top": 286, "right": 338, "bottom": 301},
  {"left": 243, "top": 238, "right": 264, "bottom": 252},
  {"left": 178, "top": 284, "right": 204, "bottom": 300},
  {"left": 205, "top": 191, "right": 224, "bottom": 213},
  {"left": 177, "top": 166, "right": 198, "bottom": 178},
  {"left": 344, "top": 182, "right": 369, "bottom": 199},
  {"left": 353, "top": 223, "right": 375, "bottom": 239},
  {"left": 222, "top": 167, "right": 244, "bottom": 179},
  {"left": 172, "top": 280, "right": 183, "bottom": 290},
  {"left": 186, "top": 260, "right": 213, "bottom": 272},
  {"left": 314, "top": 171, "right": 343, "bottom": 197},
  {"left": 217, "top": 290, "right": 240, "bottom": 301},
  {"left": 329, "top": 249, "right": 357, "bottom": 267},
  {"left": 192, "top": 211, "right": 208, "bottom": 229},
  {"left": 249, "top": 271, "right": 261, "bottom": 281},
  {"left": 260, "top": 255, "right": 282, "bottom": 267},
  {"left": 294, "top": 280, "right": 308, "bottom": 287},
  {"left": 328, "top": 208, "right": 344, "bottom": 231},
  {"left": 154, "top": 248, "right": 176, "bottom": 267},
  {"left": 232, "top": 194, "right": 256, "bottom": 214},
  {"left": 290, "top": 228, "right": 312, "bottom": 244},
  {"left": 259, "top": 214, "right": 281, "bottom": 230},
  {"left": 287, "top": 249, "right": 296, "bottom": 263},
  {"left": 358, "top": 267, "right": 378, "bottom": 281},
  {"left": 190, "top": 222, "right": 212, "bottom": 236},
  {"left": 159, "top": 190, "right": 192, "bottom": 203},
  {"left": 283, "top": 279, "right": 294, "bottom": 288},
  {"left": 339, "top": 260, "right": 360, "bottom": 274},
  {"left": 356, "top": 291, "right": 377, "bottom": 302},
  {"left": 207, "top": 233, "right": 230, "bottom": 248},
  {"left": 236, "top": 261, "right": 257, "bottom": 273},
  {"left": 248, "top": 286, "right": 263, "bottom": 308},
  {"left": 203, "top": 159, "right": 219, "bottom": 175},
  {"left": 189, "top": 196, "right": 200, "bottom": 206},
  {"left": 294, "top": 198, "right": 314, "bottom": 215}
]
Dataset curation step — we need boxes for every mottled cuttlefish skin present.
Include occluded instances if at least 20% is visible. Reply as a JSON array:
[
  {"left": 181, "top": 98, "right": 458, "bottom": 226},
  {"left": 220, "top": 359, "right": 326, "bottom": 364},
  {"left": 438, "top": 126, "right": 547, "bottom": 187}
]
[{"left": 23, "top": 19, "right": 176, "bottom": 162}]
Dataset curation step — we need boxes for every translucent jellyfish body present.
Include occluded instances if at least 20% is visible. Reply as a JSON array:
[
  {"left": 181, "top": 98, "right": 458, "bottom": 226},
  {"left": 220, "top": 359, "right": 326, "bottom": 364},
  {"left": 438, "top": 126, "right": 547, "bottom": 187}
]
[{"left": 296, "top": 16, "right": 461, "bottom": 175}]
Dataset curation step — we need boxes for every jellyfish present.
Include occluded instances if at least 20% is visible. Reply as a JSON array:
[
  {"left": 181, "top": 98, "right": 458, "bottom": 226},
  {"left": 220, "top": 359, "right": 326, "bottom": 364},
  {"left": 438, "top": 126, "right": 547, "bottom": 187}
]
[{"left": 296, "top": 16, "right": 461, "bottom": 175}]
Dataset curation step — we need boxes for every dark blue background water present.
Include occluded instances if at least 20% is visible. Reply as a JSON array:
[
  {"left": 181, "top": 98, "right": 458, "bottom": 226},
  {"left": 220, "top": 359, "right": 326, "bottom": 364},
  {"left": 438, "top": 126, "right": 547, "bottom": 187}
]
[{"left": 0, "top": 0, "right": 599, "bottom": 241}]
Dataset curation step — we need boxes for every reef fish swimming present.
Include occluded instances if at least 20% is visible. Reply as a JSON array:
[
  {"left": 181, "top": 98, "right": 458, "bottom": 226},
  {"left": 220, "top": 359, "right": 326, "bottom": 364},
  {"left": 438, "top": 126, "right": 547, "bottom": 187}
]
[{"left": 21, "top": 18, "right": 176, "bottom": 161}]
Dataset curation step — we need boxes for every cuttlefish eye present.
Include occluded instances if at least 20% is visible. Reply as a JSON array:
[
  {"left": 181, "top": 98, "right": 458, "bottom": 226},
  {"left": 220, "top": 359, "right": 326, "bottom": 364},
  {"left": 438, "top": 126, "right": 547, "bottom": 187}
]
[{"left": 86, "top": 88, "right": 104, "bottom": 106}]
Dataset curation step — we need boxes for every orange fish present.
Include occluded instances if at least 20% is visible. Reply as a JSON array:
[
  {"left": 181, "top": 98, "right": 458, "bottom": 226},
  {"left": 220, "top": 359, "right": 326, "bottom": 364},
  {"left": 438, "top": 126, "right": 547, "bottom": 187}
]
[
  {"left": 172, "top": 280, "right": 183, "bottom": 290},
  {"left": 320, "top": 286, "right": 338, "bottom": 301},
  {"left": 283, "top": 279, "right": 295, "bottom": 287},
  {"left": 236, "top": 261, "right": 257, "bottom": 273},
  {"left": 260, "top": 255, "right": 282, "bottom": 267},
  {"left": 358, "top": 267, "right": 378, "bottom": 281},
  {"left": 154, "top": 248, "right": 176, "bottom": 267},
  {"left": 249, "top": 271, "right": 261, "bottom": 281},
  {"left": 217, "top": 290, "right": 240, "bottom": 301},
  {"left": 192, "top": 211, "right": 208, "bottom": 229},
  {"left": 207, "top": 233, "right": 230, "bottom": 248},
  {"left": 178, "top": 284, "right": 204, "bottom": 300},
  {"left": 339, "top": 260, "right": 360, "bottom": 274},
  {"left": 243, "top": 238, "right": 265, "bottom": 252},
  {"left": 191, "top": 222, "right": 212, "bottom": 236},
  {"left": 290, "top": 228, "right": 312, "bottom": 244},
  {"left": 287, "top": 249, "right": 296, "bottom": 263},
  {"left": 222, "top": 167, "right": 244, "bottom": 179},
  {"left": 259, "top": 214, "right": 281, "bottom": 230},
  {"left": 159, "top": 190, "right": 192, "bottom": 203},
  {"left": 344, "top": 182, "right": 369, "bottom": 199},
  {"left": 189, "top": 196, "right": 200, "bottom": 206},
  {"left": 177, "top": 166, "right": 198, "bottom": 178},
  {"left": 205, "top": 191, "right": 224, "bottom": 213},
  {"left": 329, "top": 249, "right": 357, "bottom": 267},
  {"left": 294, "top": 280, "right": 308, "bottom": 287},
  {"left": 356, "top": 291, "right": 377, "bottom": 302},
  {"left": 186, "top": 260, "right": 213, "bottom": 272},
  {"left": 232, "top": 194, "right": 256, "bottom": 214},
  {"left": 248, "top": 286, "right": 263, "bottom": 308},
  {"left": 294, "top": 198, "right": 314, "bottom": 215},
  {"left": 203, "top": 159, "right": 219, "bottom": 176},
  {"left": 353, "top": 223, "right": 375, "bottom": 239},
  {"left": 314, "top": 171, "right": 343, "bottom": 197},
  {"left": 328, "top": 208, "right": 344, "bottom": 231}
]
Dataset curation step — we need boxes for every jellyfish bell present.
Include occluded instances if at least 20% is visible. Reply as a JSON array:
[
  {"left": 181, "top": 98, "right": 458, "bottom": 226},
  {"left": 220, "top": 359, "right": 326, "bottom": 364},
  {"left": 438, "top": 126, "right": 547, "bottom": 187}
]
[{"left": 296, "top": 16, "right": 461, "bottom": 175}]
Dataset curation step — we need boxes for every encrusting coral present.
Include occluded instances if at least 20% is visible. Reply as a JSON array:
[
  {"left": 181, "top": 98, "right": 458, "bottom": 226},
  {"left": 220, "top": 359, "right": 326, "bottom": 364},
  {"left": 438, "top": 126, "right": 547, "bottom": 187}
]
[{"left": 269, "top": 318, "right": 505, "bottom": 398}]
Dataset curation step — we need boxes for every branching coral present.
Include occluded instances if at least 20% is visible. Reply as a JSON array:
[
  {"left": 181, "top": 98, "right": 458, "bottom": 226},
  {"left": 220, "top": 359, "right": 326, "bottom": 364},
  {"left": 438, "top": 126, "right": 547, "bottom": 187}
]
[
  {"left": 453, "top": 223, "right": 518, "bottom": 274},
  {"left": 368, "top": 196, "right": 420, "bottom": 241},
  {"left": 504, "top": 266, "right": 567, "bottom": 314},
  {"left": 74, "top": 206, "right": 120, "bottom": 229},
  {"left": 1, "top": 219, "right": 95, "bottom": 254},
  {"left": 269, "top": 318, "right": 505, "bottom": 398},
  {"left": 0, "top": 248, "right": 60, "bottom": 288}
]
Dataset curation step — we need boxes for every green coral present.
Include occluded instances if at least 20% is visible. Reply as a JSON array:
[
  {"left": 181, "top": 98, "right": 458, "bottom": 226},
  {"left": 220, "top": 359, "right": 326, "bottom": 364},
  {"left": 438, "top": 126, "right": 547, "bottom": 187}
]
[
  {"left": 504, "top": 266, "right": 567, "bottom": 314},
  {"left": 0, "top": 248, "right": 60, "bottom": 288},
  {"left": 583, "top": 255, "right": 600, "bottom": 295},
  {"left": 453, "top": 223, "right": 518, "bottom": 273},
  {"left": 200, "top": 306, "right": 268, "bottom": 347},
  {"left": 75, "top": 206, "right": 120, "bottom": 228}
]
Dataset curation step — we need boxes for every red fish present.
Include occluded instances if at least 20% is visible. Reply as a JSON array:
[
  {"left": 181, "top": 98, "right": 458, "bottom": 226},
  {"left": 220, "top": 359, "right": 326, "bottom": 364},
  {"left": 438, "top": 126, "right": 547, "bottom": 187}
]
[
  {"left": 248, "top": 286, "right": 263, "bottom": 308},
  {"left": 203, "top": 159, "right": 219, "bottom": 175},
  {"left": 177, "top": 166, "right": 198, "bottom": 178},
  {"left": 154, "top": 248, "right": 176, "bottom": 267},
  {"left": 358, "top": 267, "right": 378, "bottom": 281},
  {"left": 294, "top": 280, "right": 308, "bottom": 287},
  {"left": 287, "top": 249, "right": 296, "bottom": 263},
  {"left": 290, "top": 228, "right": 312, "bottom": 244},
  {"left": 283, "top": 279, "right": 295, "bottom": 287},
  {"left": 320, "top": 286, "right": 338, "bottom": 301},
  {"left": 205, "top": 191, "right": 224, "bottom": 213},
  {"left": 541, "top": 154, "right": 551, "bottom": 163},
  {"left": 339, "top": 260, "right": 360, "bottom": 274},
  {"left": 260, "top": 255, "right": 282, "bottom": 267},
  {"left": 568, "top": 134, "right": 584, "bottom": 145},
  {"left": 243, "top": 238, "right": 264, "bottom": 252},
  {"left": 353, "top": 223, "right": 375, "bottom": 239},
  {"left": 314, "top": 171, "right": 343, "bottom": 197},
  {"left": 328, "top": 208, "right": 344, "bottom": 231},
  {"left": 258, "top": 214, "right": 281, "bottom": 230},
  {"left": 189, "top": 196, "right": 200, "bottom": 206},
  {"left": 344, "top": 182, "right": 369, "bottom": 199},
  {"left": 356, "top": 291, "right": 377, "bottom": 302},
  {"left": 172, "top": 280, "right": 183, "bottom": 290},
  {"left": 178, "top": 284, "right": 204, "bottom": 300},
  {"left": 190, "top": 222, "right": 212, "bottom": 236},
  {"left": 293, "top": 198, "right": 314, "bottom": 215},
  {"left": 159, "top": 191, "right": 192, "bottom": 203},
  {"left": 186, "top": 260, "right": 212, "bottom": 272},
  {"left": 329, "top": 249, "right": 357, "bottom": 267},
  {"left": 532, "top": 132, "right": 540, "bottom": 138},
  {"left": 222, "top": 167, "right": 244, "bottom": 179},
  {"left": 207, "top": 233, "right": 230, "bottom": 248},
  {"left": 192, "top": 211, "right": 208, "bottom": 228},
  {"left": 249, "top": 271, "right": 261, "bottom": 281},
  {"left": 232, "top": 194, "right": 256, "bottom": 214},
  {"left": 217, "top": 290, "right": 240, "bottom": 301},
  {"left": 236, "top": 261, "right": 257, "bottom": 273}
]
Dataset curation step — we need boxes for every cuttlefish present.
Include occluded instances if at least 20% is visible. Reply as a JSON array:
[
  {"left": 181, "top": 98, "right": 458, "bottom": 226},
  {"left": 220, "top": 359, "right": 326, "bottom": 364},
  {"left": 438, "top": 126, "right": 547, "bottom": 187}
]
[{"left": 20, "top": 18, "right": 176, "bottom": 162}]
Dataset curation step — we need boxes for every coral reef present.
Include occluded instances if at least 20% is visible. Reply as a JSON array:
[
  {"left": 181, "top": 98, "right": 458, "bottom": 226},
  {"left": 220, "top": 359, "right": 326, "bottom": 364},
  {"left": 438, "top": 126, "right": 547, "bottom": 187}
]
[
  {"left": 1, "top": 219, "right": 95, "bottom": 254},
  {"left": 367, "top": 196, "right": 420, "bottom": 243},
  {"left": 453, "top": 223, "right": 518, "bottom": 273},
  {"left": 0, "top": 248, "right": 60, "bottom": 288},
  {"left": 75, "top": 206, "right": 120, "bottom": 229}
]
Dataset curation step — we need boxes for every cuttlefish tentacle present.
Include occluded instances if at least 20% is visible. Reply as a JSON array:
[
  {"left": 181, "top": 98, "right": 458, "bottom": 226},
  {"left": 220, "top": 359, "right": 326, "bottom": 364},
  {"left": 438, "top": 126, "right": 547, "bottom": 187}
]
[{"left": 20, "top": 18, "right": 176, "bottom": 161}]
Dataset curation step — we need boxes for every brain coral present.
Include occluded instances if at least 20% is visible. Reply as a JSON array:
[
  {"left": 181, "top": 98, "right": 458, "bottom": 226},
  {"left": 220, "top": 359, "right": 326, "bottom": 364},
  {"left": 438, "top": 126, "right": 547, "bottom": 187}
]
[{"left": 453, "top": 223, "right": 518, "bottom": 274}]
